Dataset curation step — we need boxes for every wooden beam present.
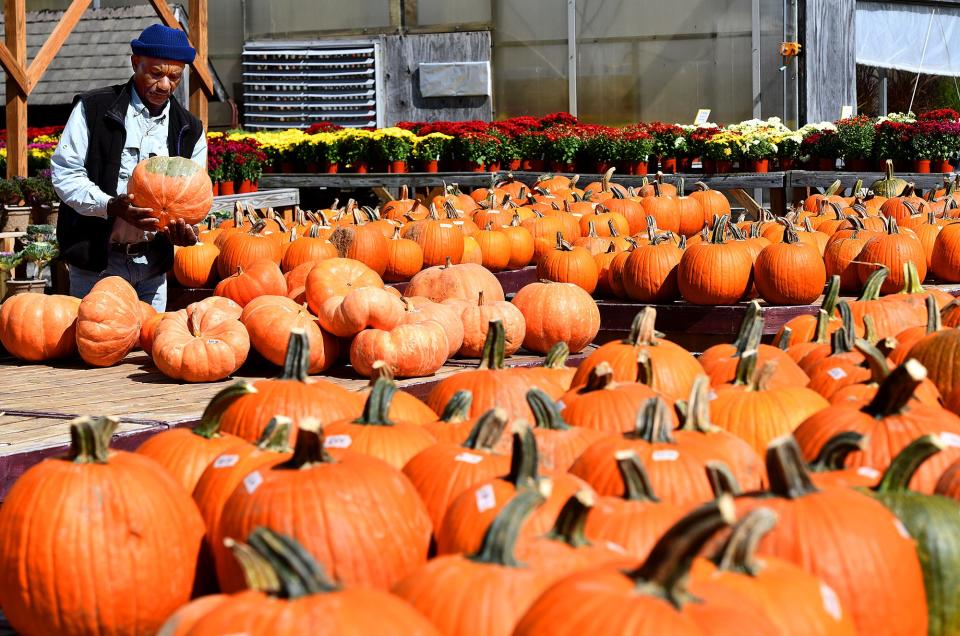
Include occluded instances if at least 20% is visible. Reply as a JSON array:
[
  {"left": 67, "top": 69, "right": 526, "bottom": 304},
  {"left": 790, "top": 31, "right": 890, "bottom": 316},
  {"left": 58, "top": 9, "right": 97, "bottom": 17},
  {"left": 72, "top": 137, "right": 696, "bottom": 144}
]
[
  {"left": 0, "top": 42, "right": 27, "bottom": 95},
  {"left": 187, "top": 0, "right": 207, "bottom": 128},
  {"left": 146, "top": 0, "right": 214, "bottom": 96},
  {"left": 5, "top": 0, "right": 26, "bottom": 178},
  {"left": 25, "top": 0, "right": 91, "bottom": 92}
]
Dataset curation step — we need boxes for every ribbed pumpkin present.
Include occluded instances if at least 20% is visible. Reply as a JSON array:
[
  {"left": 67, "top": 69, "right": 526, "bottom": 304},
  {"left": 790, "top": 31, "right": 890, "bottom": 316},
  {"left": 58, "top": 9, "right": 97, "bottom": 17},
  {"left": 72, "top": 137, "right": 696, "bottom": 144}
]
[
  {"left": 735, "top": 436, "right": 929, "bottom": 636},
  {"left": 866, "top": 435, "right": 960, "bottom": 636},
  {"left": 127, "top": 155, "right": 213, "bottom": 227},
  {"left": 400, "top": 296, "right": 464, "bottom": 358},
  {"left": 176, "top": 527, "right": 439, "bottom": 636},
  {"left": 678, "top": 216, "right": 753, "bottom": 304},
  {"left": 139, "top": 310, "right": 167, "bottom": 356},
  {"left": 674, "top": 178, "right": 707, "bottom": 237},
  {"left": 381, "top": 184, "right": 428, "bottom": 220},
  {"left": 419, "top": 390, "right": 477, "bottom": 443},
  {"left": 710, "top": 350, "right": 830, "bottom": 455},
  {"left": 350, "top": 320, "right": 448, "bottom": 379},
  {"left": 521, "top": 388, "right": 607, "bottom": 471},
  {"left": 402, "top": 204, "right": 465, "bottom": 267},
  {"left": 217, "top": 329, "right": 364, "bottom": 444},
  {"left": 0, "top": 416, "right": 205, "bottom": 636},
  {"left": 403, "top": 258, "right": 505, "bottom": 303},
  {"left": 304, "top": 257, "right": 383, "bottom": 314},
  {"left": 323, "top": 377, "right": 436, "bottom": 468},
  {"left": 174, "top": 240, "right": 220, "bottom": 288},
  {"left": 793, "top": 359, "right": 960, "bottom": 493},
  {"left": 536, "top": 232, "right": 600, "bottom": 293},
  {"left": 214, "top": 259, "right": 287, "bottom": 307},
  {"left": 570, "top": 307, "right": 703, "bottom": 401},
  {"left": 621, "top": 231, "right": 683, "bottom": 302},
  {"left": 502, "top": 213, "right": 536, "bottom": 268},
  {"left": 382, "top": 225, "right": 424, "bottom": 282},
  {"left": 214, "top": 417, "right": 431, "bottom": 591},
  {"left": 639, "top": 181, "right": 681, "bottom": 233},
  {"left": 931, "top": 220, "right": 960, "bottom": 282},
  {"left": 754, "top": 226, "right": 827, "bottom": 305},
  {"left": 512, "top": 280, "right": 600, "bottom": 354},
  {"left": 151, "top": 301, "right": 250, "bottom": 382},
  {"left": 444, "top": 290, "right": 525, "bottom": 358},
  {"left": 329, "top": 218, "right": 389, "bottom": 276},
  {"left": 316, "top": 286, "right": 405, "bottom": 338},
  {"left": 906, "top": 319, "right": 960, "bottom": 397},
  {"left": 240, "top": 295, "right": 340, "bottom": 374},
  {"left": 217, "top": 220, "right": 283, "bottom": 278},
  {"left": 280, "top": 225, "right": 337, "bottom": 273},
  {"left": 394, "top": 487, "right": 561, "bottom": 636},
  {"left": 691, "top": 507, "right": 858, "bottom": 636},
  {"left": 689, "top": 181, "right": 731, "bottom": 222},
  {"left": 403, "top": 407, "right": 511, "bottom": 530},
  {"left": 857, "top": 216, "right": 927, "bottom": 293},
  {"left": 0, "top": 292, "right": 80, "bottom": 361},
  {"left": 76, "top": 276, "right": 141, "bottom": 367}
]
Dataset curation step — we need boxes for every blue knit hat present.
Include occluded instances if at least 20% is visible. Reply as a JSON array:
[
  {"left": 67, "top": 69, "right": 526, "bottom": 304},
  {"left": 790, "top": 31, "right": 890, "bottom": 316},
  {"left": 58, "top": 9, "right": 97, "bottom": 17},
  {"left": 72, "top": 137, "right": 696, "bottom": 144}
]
[{"left": 131, "top": 24, "right": 196, "bottom": 64}]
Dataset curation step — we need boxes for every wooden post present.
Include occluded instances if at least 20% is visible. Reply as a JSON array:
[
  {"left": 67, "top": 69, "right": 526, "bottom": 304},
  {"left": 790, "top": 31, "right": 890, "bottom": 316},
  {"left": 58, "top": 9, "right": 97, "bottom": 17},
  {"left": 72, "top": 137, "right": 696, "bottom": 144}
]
[
  {"left": 4, "top": 0, "right": 26, "bottom": 178},
  {"left": 188, "top": 0, "right": 208, "bottom": 128},
  {"left": 799, "top": 0, "right": 856, "bottom": 124}
]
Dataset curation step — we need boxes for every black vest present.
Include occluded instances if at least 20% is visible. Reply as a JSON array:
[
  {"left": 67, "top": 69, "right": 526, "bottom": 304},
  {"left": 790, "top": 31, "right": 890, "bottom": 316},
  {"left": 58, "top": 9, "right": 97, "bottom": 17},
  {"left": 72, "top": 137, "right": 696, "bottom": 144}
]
[{"left": 56, "top": 79, "right": 204, "bottom": 272}]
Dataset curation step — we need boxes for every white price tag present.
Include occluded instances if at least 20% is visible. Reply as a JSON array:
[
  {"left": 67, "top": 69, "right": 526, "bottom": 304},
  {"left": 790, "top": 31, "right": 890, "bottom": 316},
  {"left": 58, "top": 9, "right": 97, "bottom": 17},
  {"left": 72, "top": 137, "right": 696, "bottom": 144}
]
[
  {"left": 243, "top": 470, "right": 263, "bottom": 495},
  {"left": 694, "top": 108, "right": 712, "bottom": 125},
  {"left": 652, "top": 449, "right": 679, "bottom": 462},
  {"left": 940, "top": 432, "right": 960, "bottom": 448},
  {"left": 857, "top": 467, "right": 881, "bottom": 479},
  {"left": 475, "top": 484, "right": 496, "bottom": 512},
  {"left": 213, "top": 454, "right": 240, "bottom": 469},
  {"left": 826, "top": 367, "right": 847, "bottom": 381},
  {"left": 454, "top": 452, "right": 484, "bottom": 465},
  {"left": 708, "top": 390, "right": 718, "bottom": 401},
  {"left": 324, "top": 434, "right": 352, "bottom": 449},
  {"left": 820, "top": 583, "right": 843, "bottom": 621}
]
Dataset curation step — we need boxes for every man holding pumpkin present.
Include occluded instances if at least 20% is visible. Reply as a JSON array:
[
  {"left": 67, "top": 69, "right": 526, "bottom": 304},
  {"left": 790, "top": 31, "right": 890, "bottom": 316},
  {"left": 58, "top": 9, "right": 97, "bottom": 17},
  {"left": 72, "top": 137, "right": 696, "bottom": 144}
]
[{"left": 51, "top": 23, "right": 207, "bottom": 311}]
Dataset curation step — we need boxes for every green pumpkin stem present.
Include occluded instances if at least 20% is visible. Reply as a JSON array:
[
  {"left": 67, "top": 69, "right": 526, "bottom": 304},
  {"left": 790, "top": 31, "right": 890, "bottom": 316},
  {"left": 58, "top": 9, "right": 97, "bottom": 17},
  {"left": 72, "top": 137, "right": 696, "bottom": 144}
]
[
  {"left": 733, "top": 301, "right": 764, "bottom": 356},
  {"left": 925, "top": 294, "right": 942, "bottom": 334},
  {"left": 544, "top": 489, "right": 595, "bottom": 548},
  {"left": 478, "top": 319, "right": 507, "bottom": 370},
  {"left": 255, "top": 416, "right": 294, "bottom": 452},
  {"left": 710, "top": 215, "right": 730, "bottom": 244},
  {"left": 469, "top": 485, "right": 548, "bottom": 567},
  {"left": 624, "top": 306, "right": 660, "bottom": 346},
  {"left": 679, "top": 375, "right": 715, "bottom": 433},
  {"left": 581, "top": 361, "right": 615, "bottom": 392},
  {"left": 67, "top": 415, "right": 119, "bottom": 464},
  {"left": 505, "top": 423, "right": 540, "bottom": 487},
  {"left": 439, "top": 390, "right": 473, "bottom": 424},
  {"left": 280, "top": 417, "right": 334, "bottom": 468},
  {"left": 765, "top": 435, "right": 820, "bottom": 499},
  {"left": 278, "top": 329, "right": 311, "bottom": 381},
  {"left": 544, "top": 341, "right": 570, "bottom": 369},
  {"left": 875, "top": 434, "right": 946, "bottom": 494},
  {"left": 854, "top": 339, "right": 891, "bottom": 383},
  {"left": 616, "top": 450, "right": 660, "bottom": 502},
  {"left": 863, "top": 359, "right": 927, "bottom": 418},
  {"left": 462, "top": 407, "right": 509, "bottom": 451},
  {"left": 706, "top": 461, "right": 743, "bottom": 497},
  {"left": 195, "top": 381, "right": 257, "bottom": 439},
  {"left": 822, "top": 275, "right": 841, "bottom": 315},
  {"left": 808, "top": 431, "right": 866, "bottom": 472},
  {"left": 712, "top": 508, "right": 778, "bottom": 576},
  {"left": 898, "top": 261, "right": 926, "bottom": 295},
  {"left": 858, "top": 267, "right": 889, "bottom": 301},
  {"left": 776, "top": 327, "right": 792, "bottom": 350},
  {"left": 631, "top": 397, "right": 676, "bottom": 443},
  {"left": 824, "top": 179, "right": 842, "bottom": 196},
  {"left": 626, "top": 497, "right": 736, "bottom": 608},
  {"left": 353, "top": 377, "right": 396, "bottom": 426},
  {"left": 240, "top": 527, "right": 340, "bottom": 597},
  {"left": 732, "top": 349, "right": 759, "bottom": 387},
  {"left": 829, "top": 326, "right": 852, "bottom": 355},
  {"left": 527, "top": 388, "right": 570, "bottom": 431}
]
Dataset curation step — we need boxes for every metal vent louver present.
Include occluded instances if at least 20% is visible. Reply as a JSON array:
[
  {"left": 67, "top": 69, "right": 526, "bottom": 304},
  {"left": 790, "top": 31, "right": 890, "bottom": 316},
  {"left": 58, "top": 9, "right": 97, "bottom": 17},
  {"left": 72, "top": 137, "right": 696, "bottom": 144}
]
[{"left": 242, "top": 39, "right": 382, "bottom": 130}]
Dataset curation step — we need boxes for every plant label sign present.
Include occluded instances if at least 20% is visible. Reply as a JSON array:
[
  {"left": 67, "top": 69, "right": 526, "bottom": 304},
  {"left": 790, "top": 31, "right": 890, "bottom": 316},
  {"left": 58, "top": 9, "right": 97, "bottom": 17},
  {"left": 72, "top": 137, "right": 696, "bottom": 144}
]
[
  {"left": 694, "top": 109, "right": 712, "bottom": 125},
  {"left": 840, "top": 105, "right": 853, "bottom": 119}
]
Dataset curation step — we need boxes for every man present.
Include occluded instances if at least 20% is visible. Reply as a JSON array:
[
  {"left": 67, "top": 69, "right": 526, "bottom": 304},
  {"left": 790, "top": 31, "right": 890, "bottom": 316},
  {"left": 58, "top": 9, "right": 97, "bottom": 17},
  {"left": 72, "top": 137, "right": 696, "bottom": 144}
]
[{"left": 51, "top": 23, "right": 208, "bottom": 311}]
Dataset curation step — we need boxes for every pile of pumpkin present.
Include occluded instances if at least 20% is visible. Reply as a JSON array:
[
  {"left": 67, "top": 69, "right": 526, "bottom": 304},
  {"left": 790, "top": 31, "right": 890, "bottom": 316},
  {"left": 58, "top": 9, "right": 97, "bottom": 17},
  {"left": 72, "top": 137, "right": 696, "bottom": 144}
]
[
  {"left": 5, "top": 288, "right": 960, "bottom": 634},
  {"left": 0, "top": 254, "right": 600, "bottom": 382}
]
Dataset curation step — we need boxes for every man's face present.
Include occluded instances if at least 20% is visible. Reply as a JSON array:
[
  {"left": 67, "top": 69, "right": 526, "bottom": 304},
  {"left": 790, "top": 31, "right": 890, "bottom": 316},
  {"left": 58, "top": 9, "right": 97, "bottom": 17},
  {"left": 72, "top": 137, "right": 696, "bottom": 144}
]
[{"left": 131, "top": 55, "right": 185, "bottom": 109}]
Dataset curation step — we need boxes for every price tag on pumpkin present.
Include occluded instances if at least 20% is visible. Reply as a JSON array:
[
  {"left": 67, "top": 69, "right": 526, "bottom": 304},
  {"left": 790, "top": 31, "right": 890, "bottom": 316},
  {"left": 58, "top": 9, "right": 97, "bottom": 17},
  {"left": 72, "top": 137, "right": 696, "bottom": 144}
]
[
  {"left": 694, "top": 109, "right": 711, "bottom": 125},
  {"left": 455, "top": 452, "right": 484, "bottom": 465},
  {"left": 652, "top": 449, "right": 680, "bottom": 462},
  {"left": 324, "top": 434, "right": 352, "bottom": 449},
  {"left": 475, "top": 484, "right": 496, "bottom": 512},
  {"left": 820, "top": 583, "right": 843, "bottom": 621},
  {"left": 243, "top": 470, "right": 263, "bottom": 495},
  {"left": 840, "top": 105, "right": 853, "bottom": 119},
  {"left": 826, "top": 367, "right": 847, "bottom": 381},
  {"left": 213, "top": 454, "right": 240, "bottom": 469}
]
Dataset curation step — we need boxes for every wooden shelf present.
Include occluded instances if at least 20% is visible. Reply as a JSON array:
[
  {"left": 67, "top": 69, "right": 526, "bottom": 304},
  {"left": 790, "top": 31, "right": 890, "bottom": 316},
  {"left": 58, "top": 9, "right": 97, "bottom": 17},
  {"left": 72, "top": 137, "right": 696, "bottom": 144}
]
[{"left": 210, "top": 187, "right": 300, "bottom": 213}]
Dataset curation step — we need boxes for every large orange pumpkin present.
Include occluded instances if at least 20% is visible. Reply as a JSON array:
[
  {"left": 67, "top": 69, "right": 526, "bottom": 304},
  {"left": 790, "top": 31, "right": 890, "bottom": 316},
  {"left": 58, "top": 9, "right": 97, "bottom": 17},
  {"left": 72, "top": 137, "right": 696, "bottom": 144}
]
[
  {"left": 0, "top": 416, "right": 205, "bottom": 636},
  {"left": 151, "top": 300, "right": 251, "bottom": 382},
  {"left": 512, "top": 281, "right": 600, "bottom": 354},
  {"left": 75, "top": 276, "right": 141, "bottom": 366},
  {"left": 0, "top": 293, "right": 80, "bottom": 361},
  {"left": 127, "top": 155, "right": 213, "bottom": 227},
  {"left": 241, "top": 295, "right": 340, "bottom": 374},
  {"left": 173, "top": 240, "right": 220, "bottom": 288}
]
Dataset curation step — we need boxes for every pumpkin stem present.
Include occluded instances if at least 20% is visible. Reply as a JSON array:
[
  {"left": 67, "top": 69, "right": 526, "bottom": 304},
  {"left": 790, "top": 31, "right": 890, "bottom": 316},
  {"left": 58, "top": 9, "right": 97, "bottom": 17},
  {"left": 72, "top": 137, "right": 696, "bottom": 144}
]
[
  {"left": 711, "top": 507, "right": 778, "bottom": 576},
  {"left": 581, "top": 361, "right": 615, "bottom": 392},
  {"left": 733, "top": 301, "right": 764, "bottom": 356},
  {"left": 775, "top": 327, "right": 792, "bottom": 350},
  {"left": 194, "top": 380, "right": 257, "bottom": 439},
  {"left": 857, "top": 267, "right": 889, "bottom": 301},
  {"left": 462, "top": 407, "right": 509, "bottom": 451},
  {"left": 630, "top": 397, "right": 676, "bottom": 444},
  {"left": 478, "top": 319, "right": 507, "bottom": 371},
  {"left": 469, "top": 484, "right": 548, "bottom": 567},
  {"left": 439, "top": 390, "right": 473, "bottom": 424},
  {"left": 706, "top": 461, "right": 743, "bottom": 497},
  {"left": 255, "top": 416, "right": 294, "bottom": 452},
  {"left": 615, "top": 450, "right": 660, "bottom": 502},
  {"left": 278, "top": 329, "right": 311, "bottom": 382},
  {"left": 732, "top": 348, "right": 759, "bottom": 387},
  {"left": 898, "top": 261, "right": 926, "bottom": 295},
  {"left": 353, "top": 377, "right": 396, "bottom": 426},
  {"left": 679, "top": 375, "right": 715, "bottom": 433},
  {"left": 875, "top": 434, "right": 946, "bottom": 494},
  {"left": 635, "top": 350, "right": 653, "bottom": 385},
  {"left": 543, "top": 341, "right": 570, "bottom": 369},
  {"left": 824, "top": 179, "right": 842, "bottom": 197},
  {"left": 505, "top": 422, "right": 540, "bottom": 487},
  {"left": 625, "top": 497, "right": 736, "bottom": 608},
  {"left": 710, "top": 215, "right": 730, "bottom": 244},
  {"left": 67, "top": 415, "right": 119, "bottom": 464},
  {"left": 829, "top": 325, "right": 853, "bottom": 355},
  {"left": 822, "top": 275, "right": 841, "bottom": 315},
  {"left": 863, "top": 358, "right": 927, "bottom": 418},
  {"left": 854, "top": 338, "right": 891, "bottom": 383},
  {"left": 624, "top": 306, "right": 659, "bottom": 346},
  {"left": 545, "top": 489, "right": 595, "bottom": 548},
  {"left": 809, "top": 431, "right": 866, "bottom": 472},
  {"left": 280, "top": 417, "right": 335, "bottom": 468},
  {"left": 765, "top": 435, "right": 820, "bottom": 499},
  {"left": 526, "top": 388, "right": 570, "bottom": 431},
  {"left": 225, "top": 535, "right": 282, "bottom": 595},
  {"left": 240, "top": 527, "right": 341, "bottom": 597}
]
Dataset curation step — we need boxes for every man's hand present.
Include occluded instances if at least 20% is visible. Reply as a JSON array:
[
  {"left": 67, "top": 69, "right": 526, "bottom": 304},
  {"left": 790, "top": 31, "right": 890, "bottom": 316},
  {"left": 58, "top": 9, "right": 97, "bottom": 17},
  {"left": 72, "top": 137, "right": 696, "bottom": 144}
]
[
  {"left": 107, "top": 193, "right": 159, "bottom": 230},
  {"left": 160, "top": 218, "right": 199, "bottom": 247}
]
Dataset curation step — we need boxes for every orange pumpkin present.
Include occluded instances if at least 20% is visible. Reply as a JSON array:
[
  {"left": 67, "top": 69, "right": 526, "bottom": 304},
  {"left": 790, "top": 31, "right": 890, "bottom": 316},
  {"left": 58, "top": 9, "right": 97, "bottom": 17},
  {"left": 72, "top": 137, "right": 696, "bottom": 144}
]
[
  {"left": 127, "top": 155, "right": 213, "bottom": 227},
  {"left": 213, "top": 259, "right": 287, "bottom": 307},
  {"left": 445, "top": 290, "right": 526, "bottom": 358},
  {"left": 305, "top": 257, "right": 384, "bottom": 314},
  {"left": 678, "top": 216, "right": 753, "bottom": 305},
  {"left": 151, "top": 300, "right": 250, "bottom": 382},
  {"left": 0, "top": 293, "right": 80, "bottom": 361},
  {"left": 350, "top": 320, "right": 449, "bottom": 378},
  {"left": 174, "top": 240, "right": 220, "bottom": 288},
  {"left": 403, "top": 259, "right": 505, "bottom": 303},
  {"left": 316, "top": 286, "right": 406, "bottom": 338},
  {"left": 402, "top": 204, "right": 465, "bottom": 267},
  {"left": 240, "top": 295, "right": 340, "bottom": 374},
  {"left": 280, "top": 225, "right": 337, "bottom": 273},
  {"left": 76, "top": 276, "right": 141, "bottom": 367},
  {"left": 537, "top": 232, "right": 600, "bottom": 293},
  {"left": 216, "top": 220, "right": 283, "bottom": 279},
  {"left": 512, "top": 281, "right": 600, "bottom": 354},
  {"left": 383, "top": 226, "right": 424, "bottom": 282}
]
